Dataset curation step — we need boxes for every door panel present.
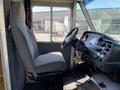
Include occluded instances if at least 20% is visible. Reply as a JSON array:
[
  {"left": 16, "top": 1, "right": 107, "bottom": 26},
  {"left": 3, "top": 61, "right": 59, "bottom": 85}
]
[
  {"left": 0, "top": 55, "right": 3, "bottom": 75},
  {"left": 0, "top": 56, "right": 4, "bottom": 90}
]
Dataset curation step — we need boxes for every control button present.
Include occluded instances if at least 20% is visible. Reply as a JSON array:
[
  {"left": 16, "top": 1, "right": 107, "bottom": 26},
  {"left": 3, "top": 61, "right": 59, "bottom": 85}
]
[
  {"left": 100, "top": 55, "right": 104, "bottom": 58},
  {"left": 103, "top": 43, "right": 106, "bottom": 47},
  {"left": 103, "top": 52, "right": 106, "bottom": 55},
  {"left": 96, "top": 56, "right": 99, "bottom": 59},
  {"left": 105, "top": 48, "right": 109, "bottom": 51},
  {"left": 99, "top": 58, "right": 102, "bottom": 61},
  {"left": 97, "top": 52, "right": 100, "bottom": 56},
  {"left": 100, "top": 43, "right": 106, "bottom": 47},
  {"left": 98, "top": 82, "right": 106, "bottom": 88},
  {"left": 108, "top": 44, "right": 112, "bottom": 48},
  {"left": 96, "top": 48, "right": 102, "bottom": 52}
]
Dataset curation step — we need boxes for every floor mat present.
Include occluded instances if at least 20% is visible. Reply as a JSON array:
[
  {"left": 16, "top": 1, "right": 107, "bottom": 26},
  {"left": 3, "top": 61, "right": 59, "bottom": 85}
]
[
  {"left": 0, "top": 76, "right": 5, "bottom": 90},
  {"left": 63, "top": 64, "right": 90, "bottom": 90},
  {"left": 24, "top": 78, "right": 63, "bottom": 90}
]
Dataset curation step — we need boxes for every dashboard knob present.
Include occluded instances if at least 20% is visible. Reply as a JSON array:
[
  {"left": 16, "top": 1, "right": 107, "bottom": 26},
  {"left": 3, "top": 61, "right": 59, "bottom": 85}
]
[
  {"left": 99, "top": 58, "right": 102, "bottom": 61},
  {"left": 105, "top": 48, "right": 109, "bottom": 51},
  {"left": 108, "top": 44, "right": 112, "bottom": 48},
  {"left": 96, "top": 48, "right": 102, "bottom": 52}
]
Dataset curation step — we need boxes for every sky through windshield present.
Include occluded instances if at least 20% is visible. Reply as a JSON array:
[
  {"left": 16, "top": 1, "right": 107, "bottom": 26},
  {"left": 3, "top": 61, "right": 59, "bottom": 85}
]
[{"left": 85, "top": 0, "right": 120, "bottom": 9}]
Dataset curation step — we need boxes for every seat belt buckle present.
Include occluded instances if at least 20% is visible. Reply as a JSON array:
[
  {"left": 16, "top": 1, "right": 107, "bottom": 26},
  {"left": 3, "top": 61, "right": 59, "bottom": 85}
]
[{"left": 26, "top": 72, "right": 37, "bottom": 81}]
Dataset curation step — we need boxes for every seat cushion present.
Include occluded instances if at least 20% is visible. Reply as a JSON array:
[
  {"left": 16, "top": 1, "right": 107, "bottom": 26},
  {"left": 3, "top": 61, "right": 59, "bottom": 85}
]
[{"left": 34, "top": 52, "right": 66, "bottom": 73}]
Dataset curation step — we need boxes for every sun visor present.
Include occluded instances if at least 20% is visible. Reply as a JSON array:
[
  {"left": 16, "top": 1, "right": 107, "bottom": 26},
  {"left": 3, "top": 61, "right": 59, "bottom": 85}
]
[
  {"left": 10, "top": 0, "right": 24, "bottom": 2},
  {"left": 31, "top": 0, "right": 74, "bottom": 7}
]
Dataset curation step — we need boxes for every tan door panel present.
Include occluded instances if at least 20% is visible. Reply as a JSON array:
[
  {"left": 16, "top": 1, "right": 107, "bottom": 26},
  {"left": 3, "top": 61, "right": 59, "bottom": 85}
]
[{"left": 0, "top": 54, "right": 3, "bottom": 75}]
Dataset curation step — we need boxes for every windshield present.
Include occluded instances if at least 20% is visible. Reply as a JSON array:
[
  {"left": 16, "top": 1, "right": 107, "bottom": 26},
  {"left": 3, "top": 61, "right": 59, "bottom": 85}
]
[{"left": 84, "top": 0, "right": 120, "bottom": 41}]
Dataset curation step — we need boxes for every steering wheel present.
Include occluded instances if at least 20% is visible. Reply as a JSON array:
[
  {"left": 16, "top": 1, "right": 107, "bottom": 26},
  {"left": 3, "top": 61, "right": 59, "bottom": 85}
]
[{"left": 61, "top": 27, "right": 78, "bottom": 48}]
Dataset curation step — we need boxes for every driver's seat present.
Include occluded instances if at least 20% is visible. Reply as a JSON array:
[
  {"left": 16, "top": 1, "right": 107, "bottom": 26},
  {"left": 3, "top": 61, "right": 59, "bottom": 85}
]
[{"left": 10, "top": 1, "right": 66, "bottom": 74}]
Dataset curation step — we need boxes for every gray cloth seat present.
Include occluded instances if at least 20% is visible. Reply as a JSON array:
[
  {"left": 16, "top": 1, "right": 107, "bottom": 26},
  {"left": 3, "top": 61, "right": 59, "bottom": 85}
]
[
  {"left": 10, "top": 1, "right": 66, "bottom": 74},
  {"left": 34, "top": 52, "right": 66, "bottom": 73}
]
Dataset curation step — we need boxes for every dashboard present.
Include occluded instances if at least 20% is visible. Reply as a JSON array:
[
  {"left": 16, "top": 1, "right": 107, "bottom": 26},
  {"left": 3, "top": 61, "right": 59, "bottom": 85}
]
[{"left": 78, "top": 31, "right": 120, "bottom": 72}]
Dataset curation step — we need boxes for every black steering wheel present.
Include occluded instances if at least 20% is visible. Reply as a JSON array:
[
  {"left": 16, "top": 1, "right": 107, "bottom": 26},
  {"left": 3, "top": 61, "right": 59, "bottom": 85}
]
[{"left": 61, "top": 27, "right": 78, "bottom": 48}]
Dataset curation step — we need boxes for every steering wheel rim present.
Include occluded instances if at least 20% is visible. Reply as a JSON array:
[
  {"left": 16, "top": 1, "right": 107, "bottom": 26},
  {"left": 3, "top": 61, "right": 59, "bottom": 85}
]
[{"left": 61, "top": 27, "right": 78, "bottom": 48}]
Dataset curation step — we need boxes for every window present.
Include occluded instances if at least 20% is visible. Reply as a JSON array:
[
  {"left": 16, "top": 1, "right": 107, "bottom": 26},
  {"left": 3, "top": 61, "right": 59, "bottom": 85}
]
[
  {"left": 32, "top": 6, "right": 71, "bottom": 42},
  {"left": 75, "top": 3, "right": 90, "bottom": 39},
  {"left": 52, "top": 7, "right": 71, "bottom": 42},
  {"left": 84, "top": 0, "right": 120, "bottom": 41},
  {"left": 32, "top": 6, "right": 50, "bottom": 42}
]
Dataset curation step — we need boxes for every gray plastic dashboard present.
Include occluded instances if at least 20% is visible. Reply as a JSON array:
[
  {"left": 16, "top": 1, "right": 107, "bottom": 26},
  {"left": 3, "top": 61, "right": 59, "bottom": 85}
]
[{"left": 79, "top": 31, "right": 120, "bottom": 72}]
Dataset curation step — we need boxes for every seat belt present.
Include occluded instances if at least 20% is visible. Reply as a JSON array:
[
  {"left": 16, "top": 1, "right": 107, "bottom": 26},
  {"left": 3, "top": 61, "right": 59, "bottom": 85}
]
[{"left": 6, "top": 5, "right": 11, "bottom": 31}]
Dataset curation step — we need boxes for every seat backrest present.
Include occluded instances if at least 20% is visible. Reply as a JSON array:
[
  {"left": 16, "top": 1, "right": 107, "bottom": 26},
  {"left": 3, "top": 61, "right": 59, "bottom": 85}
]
[{"left": 10, "top": 1, "right": 39, "bottom": 73}]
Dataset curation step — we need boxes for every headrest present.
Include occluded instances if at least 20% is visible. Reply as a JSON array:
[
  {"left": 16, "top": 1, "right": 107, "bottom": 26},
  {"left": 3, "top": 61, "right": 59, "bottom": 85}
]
[{"left": 11, "top": 1, "right": 25, "bottom": 24}]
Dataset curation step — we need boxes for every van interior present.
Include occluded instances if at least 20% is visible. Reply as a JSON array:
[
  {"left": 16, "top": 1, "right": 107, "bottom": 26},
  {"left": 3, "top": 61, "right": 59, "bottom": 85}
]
[{"left": 1, "top": 0, "right": 120, "bottom": 90}]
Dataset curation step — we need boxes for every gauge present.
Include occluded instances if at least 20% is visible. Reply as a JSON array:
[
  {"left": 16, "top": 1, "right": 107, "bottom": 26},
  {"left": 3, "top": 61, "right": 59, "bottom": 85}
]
[{"left": 89, "top": 38, "right": 97, "bottom": 45}]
